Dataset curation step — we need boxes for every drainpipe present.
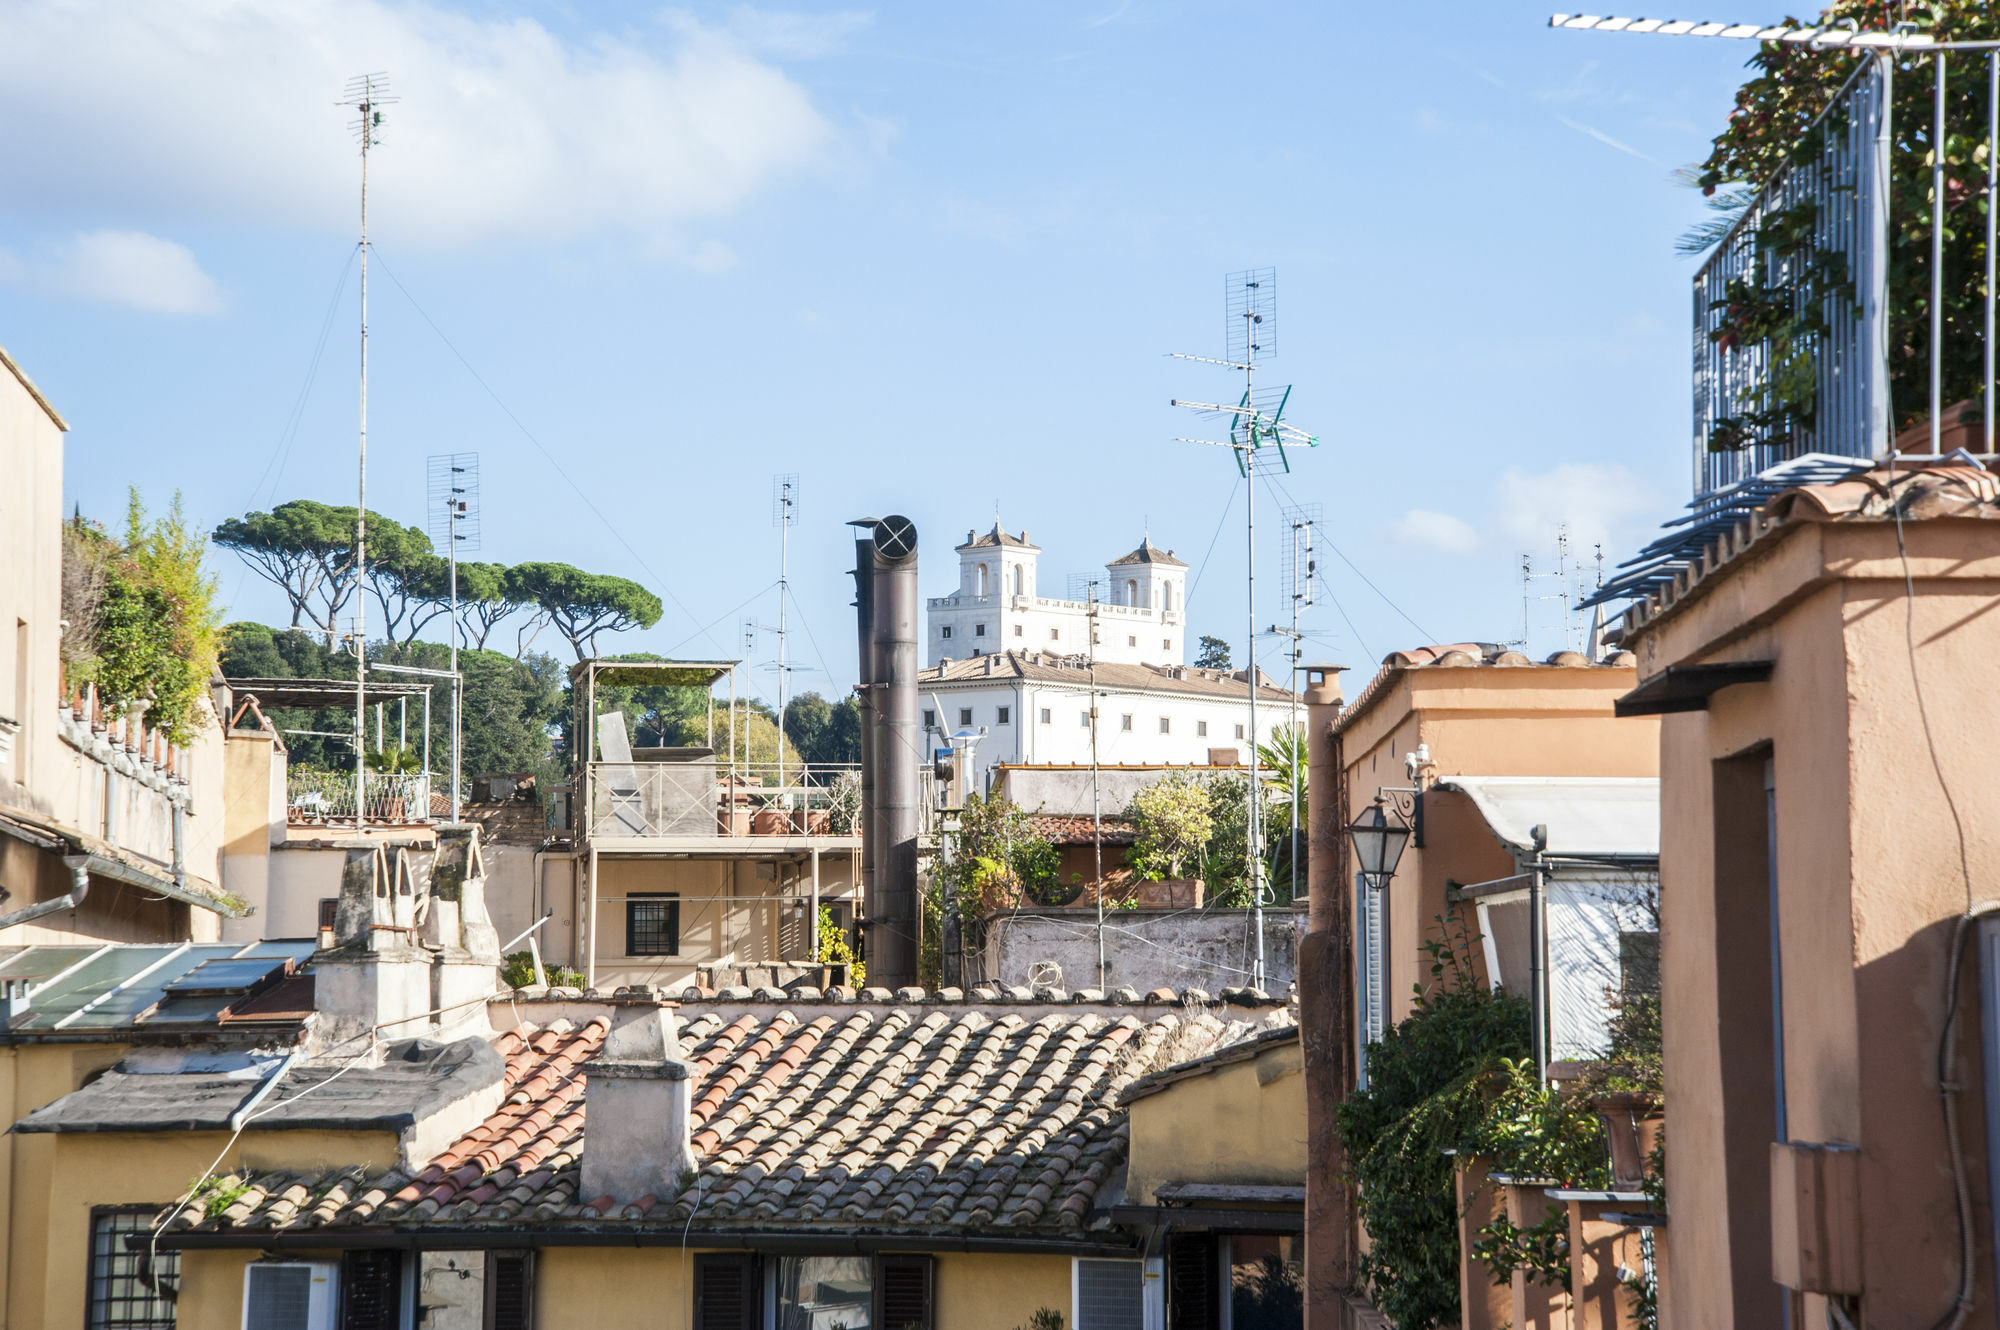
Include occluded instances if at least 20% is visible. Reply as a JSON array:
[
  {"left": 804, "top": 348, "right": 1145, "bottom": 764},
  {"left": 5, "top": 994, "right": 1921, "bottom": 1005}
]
[
  {"left": 171, "top": 802, "right": 187, "bottom": 890},
  {"left": 228, "top": 1050, "right": 301, "bottom": 1132},
  {"left": 0, "top": 861, "right": 91, "bottom": 932}
]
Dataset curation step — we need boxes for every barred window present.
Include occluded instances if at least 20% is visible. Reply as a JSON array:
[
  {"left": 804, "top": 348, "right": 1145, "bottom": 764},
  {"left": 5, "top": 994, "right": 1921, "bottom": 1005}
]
[
  {"left": 627, "top": 893, "right": 680, "bottom": 957},
  {"left": 88, "top": 1208, "right": 178, "bottom": 1329}
]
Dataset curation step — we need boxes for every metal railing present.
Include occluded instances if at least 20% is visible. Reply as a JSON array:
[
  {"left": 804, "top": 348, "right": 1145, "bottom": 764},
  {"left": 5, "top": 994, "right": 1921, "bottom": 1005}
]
[
  {"left": 1693, "top": 57, "right": 1884, "bottom": 506},
  {"left": 287, "top": 769, "right": 434, "bottom": 825},
  {"left": 584, "top": 761, "right": 861, "bottom": 840}
]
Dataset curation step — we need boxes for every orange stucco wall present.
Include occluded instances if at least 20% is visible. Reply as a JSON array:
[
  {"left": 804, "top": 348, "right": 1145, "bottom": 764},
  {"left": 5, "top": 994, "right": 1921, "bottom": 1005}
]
[
  {"left": 1338, "top": 662, "right": 1658, "bottom": 1022},
  {"left": 1631, "top": 515, "right": 2000, "bottom": 1329}
]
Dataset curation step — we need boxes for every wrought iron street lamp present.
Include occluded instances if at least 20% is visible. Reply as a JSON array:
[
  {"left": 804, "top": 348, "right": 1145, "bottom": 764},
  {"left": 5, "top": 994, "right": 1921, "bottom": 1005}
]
[{"left": 1347, "top": 794, "right": 1412, "bottom": 888}]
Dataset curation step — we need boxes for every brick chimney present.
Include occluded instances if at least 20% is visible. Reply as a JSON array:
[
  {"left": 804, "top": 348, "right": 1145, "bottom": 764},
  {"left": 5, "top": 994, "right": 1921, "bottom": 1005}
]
[{"left": 580, "top": 1008, "right": 697, "bottom": 1208}]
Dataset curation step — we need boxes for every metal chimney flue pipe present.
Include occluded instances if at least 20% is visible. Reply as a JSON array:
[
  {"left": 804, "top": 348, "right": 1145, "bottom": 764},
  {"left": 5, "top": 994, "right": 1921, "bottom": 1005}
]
[
  {"left": 848, "top": 520, "right": 879, "bottom": 966},
  {"left": 865, "top": 515, "right": 920, "bottom": 989}
]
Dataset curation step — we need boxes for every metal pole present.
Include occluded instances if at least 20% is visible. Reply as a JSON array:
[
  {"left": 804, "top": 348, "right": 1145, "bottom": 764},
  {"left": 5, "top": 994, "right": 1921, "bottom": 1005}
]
[
  {"left": 1873, "top": 51, "right": 1896, "bottom": 458},
  {"left": 449, "top": 479, "right": 460, "bottom": 822},
  {"left": 1988, "top": 52, "right": 1997, "bottom": 451},
  {"left": 421, "top": 686, "right": 430, "bottom": 790},
  {"left": 1529, "top": 852, "right": 1547, "bottom": 1083},
  {"left": 1935, "top": 51, "right": 1948, "bottom": 455},
  {"left": 1245, "top": 417, "right": 1265, "bottom": 992},
  {"left": 1289, "top": 521, "right": 1303, "bottom": 902},
  {"left": 1090, "top": 586, "right": 1104, "bottom": 991},
  {"left": 810, "top": 846, "right": 821, "bottom": 962},
  {"left": 353, "top": 85, "right": 370, "bottom": 830},
  {"left": 585, "top": 843, "right": 598, "bottom": 992},
  {"left": 778, "top": 481, "right": 791, "bottom": 810}
]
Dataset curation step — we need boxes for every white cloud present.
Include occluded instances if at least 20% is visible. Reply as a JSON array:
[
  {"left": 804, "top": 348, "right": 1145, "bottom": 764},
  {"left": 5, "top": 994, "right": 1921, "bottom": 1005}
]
[
  {"left": 1391, "top": 509, "right": 1480, "bottom": 555},
  {"left": 1496, "top": 462, "right": 1659, "bottom": 557},
  {"left": 695, "top": 6, "right": 873, "bottom": 60},
  {"left": 0, "top": 230, "right": 224, "bottom": 314},
  {"left": 0, "top": 1, "right": 841, "bottom": 251}
]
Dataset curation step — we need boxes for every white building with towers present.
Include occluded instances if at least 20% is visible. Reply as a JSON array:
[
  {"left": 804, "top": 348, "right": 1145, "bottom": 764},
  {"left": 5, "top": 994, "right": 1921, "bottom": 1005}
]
[
  {"left": 920, "top": 523, "right": 1295, "bottom": 796},
  {"left": 926, "top": 525, "right": 1190, "bottom": 668}
]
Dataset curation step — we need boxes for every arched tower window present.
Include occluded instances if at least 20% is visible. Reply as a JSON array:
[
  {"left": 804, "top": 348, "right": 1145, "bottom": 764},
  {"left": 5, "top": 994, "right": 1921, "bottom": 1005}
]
[
  {"left": 1125, "top": 578, "right": 1139, "bottom": 607},
  {"left": 978, "top": 565, "right": 989, "bottom": 598},
  {"left": 1013, "top": 565, "right": 1023, "bottom": 596}
]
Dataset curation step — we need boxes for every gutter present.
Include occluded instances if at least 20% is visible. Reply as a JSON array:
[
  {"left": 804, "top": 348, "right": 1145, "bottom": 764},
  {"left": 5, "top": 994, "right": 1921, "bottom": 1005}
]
[
  {"left": 0, "top": 861, "right": 90, "bottom": 931},
  {"left": 158, "top": 1227, "right": 1143, "bottom": 1256},
  {"left": 61, "top": 852, "right": 249, "bottom": 918}
]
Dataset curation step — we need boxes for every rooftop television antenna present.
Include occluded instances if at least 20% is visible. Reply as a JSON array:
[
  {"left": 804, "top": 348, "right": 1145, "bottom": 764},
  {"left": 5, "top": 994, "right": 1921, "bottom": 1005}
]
[
  {"left": 428, "top": 451, "right": 478, "bottom": 820},
  {"left": 1171, "top": 268, "right": 1321, "bottom": 991},
  {"left": 340, "top": 71, "right": 397, "bottom": 826},
  {"left": 1270, "top": 502, "right": 1322, "bottom": 903}
]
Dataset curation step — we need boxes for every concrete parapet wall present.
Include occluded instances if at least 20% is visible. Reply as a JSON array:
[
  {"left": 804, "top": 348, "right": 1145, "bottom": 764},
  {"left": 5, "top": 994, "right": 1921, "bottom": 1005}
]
[{"left": 980, "top": 906, "right": 1297, "bottom": 994}]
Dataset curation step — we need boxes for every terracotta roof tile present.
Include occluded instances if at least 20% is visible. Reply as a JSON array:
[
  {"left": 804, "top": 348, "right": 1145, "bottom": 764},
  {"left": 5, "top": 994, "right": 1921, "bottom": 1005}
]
[{"left": 170, "top": 999, "right": 1288, "bottom": 1241}]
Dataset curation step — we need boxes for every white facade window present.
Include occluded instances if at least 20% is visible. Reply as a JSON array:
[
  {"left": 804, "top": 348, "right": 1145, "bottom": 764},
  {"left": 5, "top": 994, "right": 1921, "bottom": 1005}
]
[
  {"left": 942, "top": 626, "right": 952, "bottom": 639},
  {"left": 1013, "top": 624, "right": 1023, "bottom": 637},
  {"left": 997, "top": 707, "right": 1011, "bottom": 725},
  {"left": 1197, "top": 720, "right": 1208, "bottom": 737},
  {"left": 1040, "top": 708, "right": 1052, "bottom": 724},
  {"left": 959, "top": 708, "right": 973, "bottom": 725},
  {"left": 924, "top": 710, "right": 935, "bottom": 728},
  {"left": 1080, "top": 711, "right": 1091, "bottom": 728},
  {"left": 975, "top": 623, "right": 986, "bottom": 637},
  {"left": 1050, "top": 628, "right": 1060, "bottom": 641},
  {"left": 1120, "top": 714, "right": 1133, "bottom": 732},
  {"left": 1158, "top": 717, "right": 1170, "bottom": 734},
  {"left": 1235, "top": 723, "right": 1246, "bottom": 739},
  {"left": 1126, "top": 635, "right": 1136, "bottom": 647}
]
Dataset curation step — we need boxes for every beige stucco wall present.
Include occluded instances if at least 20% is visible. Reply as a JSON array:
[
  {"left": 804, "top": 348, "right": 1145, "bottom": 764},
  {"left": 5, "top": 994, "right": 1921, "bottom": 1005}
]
[
  {"left": 1632, "top": 515, "right": 2000, "bottom": 1330},
  {"left": 585, "top": 851, "right": 859, "bottom": 987},
  {"left": 172, "top": 1246, "right": 1079, "bottom": 1330},
  {"left": 1338, "top": 664, "right": 1658, "bottom": 1023},
  {"left": 219, "top": 729, "right": 282, "bottom": 941},
  {"left": 1126, "top": 1038, "right": 1305, "bottom": 1205},
  {"left": 0, "top": 347, "right": 66, "bottom": 820}
]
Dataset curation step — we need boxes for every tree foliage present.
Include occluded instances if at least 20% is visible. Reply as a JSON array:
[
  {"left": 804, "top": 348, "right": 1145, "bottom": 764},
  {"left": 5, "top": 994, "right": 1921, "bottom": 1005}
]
[
  {"left": 508, "top": 561, "right": 663, "bottom": 661},
  {"left": 1122, "top": 770, "right": 1282, "bottom": 906},
  {"left": 783, "top": 691, "right": 863, "bottom": 767},
  {"left": 1195, "top": 635, "right": 1232, "bottom": 670},
  {"left": 1126, "top": 772, "right": 1214, "bottom": 880},
  {"left": 215, "top": 500, "right": 663, "bottom": 659},
  {"left": 219, "top": 623, "right": 564, "bottom": 784},
  {"left": 1693, "top": 0, "right": 2000, "bottom": 446},
  {"left": 61, "top": 492, "right": 224, "bottom": 745}
]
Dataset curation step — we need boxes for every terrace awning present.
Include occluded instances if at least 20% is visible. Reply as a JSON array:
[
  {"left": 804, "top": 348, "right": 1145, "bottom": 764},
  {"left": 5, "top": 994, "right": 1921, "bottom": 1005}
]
[
  {"left": 227, "top": 677, "right": 435, "bottom": 712},
  {"left": 1435, "top": 776, "right": 1659, "bottom": 860}
]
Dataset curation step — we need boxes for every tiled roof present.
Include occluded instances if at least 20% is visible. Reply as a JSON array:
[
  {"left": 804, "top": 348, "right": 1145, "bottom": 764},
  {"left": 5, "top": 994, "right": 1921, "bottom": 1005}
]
[
  {"left": 923, "top": 651, "right": 1293, "bottom": 704},
  {"left": 1333, "top": 641, "right": 1638, "bottom": 736},
  {"left": 164, "top": 1001, "right": 1288, "bottom": 1241},
  {"left": 1026, "top": 814, "right": 1137, "bottom": 846},
  {"left": 959, "top": 524, "right": 1038, "bottom": 551},
  {"left": 1106, "top": 538, "right": 1186, "bottom": 569},
  {"left": 1621, "top": 458, "right": 2000, "bottom": 639}
]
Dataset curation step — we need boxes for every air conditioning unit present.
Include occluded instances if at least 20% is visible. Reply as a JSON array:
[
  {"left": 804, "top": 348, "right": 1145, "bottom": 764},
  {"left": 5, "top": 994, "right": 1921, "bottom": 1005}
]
[{"left": 243, "top": 1260, "right": 338, "bottom": 1330}]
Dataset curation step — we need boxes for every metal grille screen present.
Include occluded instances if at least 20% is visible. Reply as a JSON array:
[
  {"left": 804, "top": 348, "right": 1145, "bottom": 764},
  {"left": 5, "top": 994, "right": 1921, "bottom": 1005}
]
[
  {"left": 243, "top": 1266, "right": 312, "bottom": 1330},
  {"left": 1077, "top": 1259, "right": 1143, "bottom": 1330}
]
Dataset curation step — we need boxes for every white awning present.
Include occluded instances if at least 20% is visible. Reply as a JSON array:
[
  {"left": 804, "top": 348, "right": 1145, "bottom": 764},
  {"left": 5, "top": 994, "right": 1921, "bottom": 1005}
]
[{"left": 1435, "top": 776, "right": 1659, "bottom": 859}]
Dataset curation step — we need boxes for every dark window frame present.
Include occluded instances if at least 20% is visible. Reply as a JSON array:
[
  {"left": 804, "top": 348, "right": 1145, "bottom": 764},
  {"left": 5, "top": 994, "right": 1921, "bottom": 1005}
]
[
  {"left": 86, "top": 1206, "right": 179, "bottom": 1330},
  {"left": 627, "top": 893, "right": 681, "bottom": 957}
]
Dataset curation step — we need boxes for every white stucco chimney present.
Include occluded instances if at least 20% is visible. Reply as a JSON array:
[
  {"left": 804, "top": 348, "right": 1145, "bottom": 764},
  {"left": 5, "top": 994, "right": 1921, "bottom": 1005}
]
[{"left": 580, "top": 1008, "right": 697, "bottom": 1208}]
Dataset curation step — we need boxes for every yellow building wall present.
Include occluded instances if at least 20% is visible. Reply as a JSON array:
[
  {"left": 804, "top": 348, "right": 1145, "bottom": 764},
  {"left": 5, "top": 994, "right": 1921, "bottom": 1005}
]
[
  {"left": 12, "top": 1126, "right": 396, "bottom": 1330},
  {"left": 174, "top": 1246, "right": 1080, "bottom": 1330},
  {"left": 589, "top": 852, "right": 859, "bottom": 987},
  {"left": 1126, "top": 1041, "right": 1306, "bottom": 1205}
]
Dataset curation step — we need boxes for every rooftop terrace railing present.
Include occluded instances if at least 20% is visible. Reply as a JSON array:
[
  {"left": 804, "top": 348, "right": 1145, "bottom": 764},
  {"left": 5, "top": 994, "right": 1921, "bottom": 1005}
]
[
  {"left": 584, "top": 760, "right": 861, "bottom": 841},
  {"left": 1692, "top": 57, "right": 1886, "bottom": 507},
  {"left": 287, "top": 769, "right": 434, "bottom": 826}
]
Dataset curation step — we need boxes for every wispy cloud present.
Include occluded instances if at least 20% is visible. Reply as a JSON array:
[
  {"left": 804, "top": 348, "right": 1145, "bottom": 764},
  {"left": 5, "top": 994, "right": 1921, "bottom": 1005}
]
[
  {"left": 1085, "top": 0, "right": 1134, "bottom": 29},
  {"left": 1392, "top": 509, "right": 1480, "bottom": 555},
  {"left": 1556, "top": 116, "right": 1660, "bottom": 166},
  {"left": 0, "top": 0, "right": 847, "bottom": 253},
  {"left": 0, "top": 229, "right": 223, "bottom": 314}
]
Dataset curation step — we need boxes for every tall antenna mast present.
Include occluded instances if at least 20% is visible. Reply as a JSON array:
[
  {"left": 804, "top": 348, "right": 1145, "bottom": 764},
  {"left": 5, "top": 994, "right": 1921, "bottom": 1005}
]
[
  {"left": 1171, "top": 268, "right": 1320, "bottom": 991},
  {"left": 428, "top": 451, "right": 478, "bottom": 821},
  {"left": 341, "top": 72, "right": 396, "bottom": 827},
  {"left": 774, "top": 475, "right": 798, "bottom": 801},
  {"left": 1274, "top": 503, "right": 1320, "bottom": 902}
]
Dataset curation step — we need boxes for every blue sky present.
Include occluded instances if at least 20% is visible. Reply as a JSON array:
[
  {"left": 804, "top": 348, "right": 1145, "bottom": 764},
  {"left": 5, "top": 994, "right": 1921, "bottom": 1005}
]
[{"left": 0, "top": 0, "right": 1793, "bottom": 706}]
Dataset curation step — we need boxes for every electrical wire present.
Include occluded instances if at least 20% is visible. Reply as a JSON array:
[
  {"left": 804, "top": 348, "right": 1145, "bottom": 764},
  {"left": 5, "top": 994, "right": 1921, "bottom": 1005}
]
[
  {"left": 1886, "top": 453, "right": 1988, "bottom": 1330},
  {"left": 1185, "top": 478, "right": 1242, "bottom": 604},
  {"left": 1264, "top": 471, "right": 1437, "bottom": 644},
  {"left": 369, "top": 247, "right": 719, "bottom": 656}
]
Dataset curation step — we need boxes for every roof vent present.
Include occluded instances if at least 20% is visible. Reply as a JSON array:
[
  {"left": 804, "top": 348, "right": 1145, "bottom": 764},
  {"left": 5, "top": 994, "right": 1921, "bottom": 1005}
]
[{"left": 580, "top": 1009, "right": 695, "bottom": 1208}]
